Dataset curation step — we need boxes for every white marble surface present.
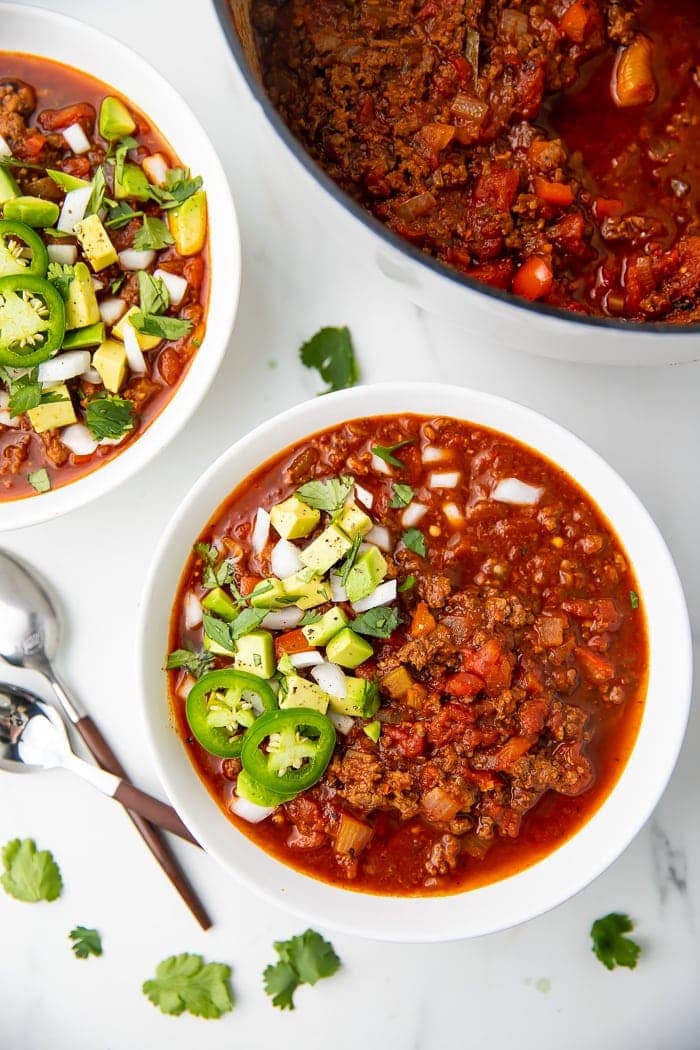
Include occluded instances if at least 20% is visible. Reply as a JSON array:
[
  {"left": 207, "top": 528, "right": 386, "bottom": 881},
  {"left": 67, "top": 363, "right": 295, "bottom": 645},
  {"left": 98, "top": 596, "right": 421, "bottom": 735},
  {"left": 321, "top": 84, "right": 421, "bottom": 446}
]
[{"left": 2, "top": 1, "right": 699, "bottom": 1047}]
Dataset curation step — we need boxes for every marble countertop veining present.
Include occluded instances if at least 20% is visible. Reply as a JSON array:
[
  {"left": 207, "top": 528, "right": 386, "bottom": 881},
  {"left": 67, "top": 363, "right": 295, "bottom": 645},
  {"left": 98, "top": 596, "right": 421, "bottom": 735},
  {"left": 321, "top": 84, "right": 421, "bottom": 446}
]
[{"left": 2, "top": 1, "right": 698, "bottom": 1047}]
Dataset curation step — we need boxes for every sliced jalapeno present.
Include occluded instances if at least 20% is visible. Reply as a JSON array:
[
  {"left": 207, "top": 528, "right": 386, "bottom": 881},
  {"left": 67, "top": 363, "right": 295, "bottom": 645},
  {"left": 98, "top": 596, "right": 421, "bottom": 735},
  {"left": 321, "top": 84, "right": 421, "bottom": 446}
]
[
  {"left": 0, "top": 220, "right": 49, "bottom": 279},
  {"left": 0, "top": 274, "right": 65, "bottom": 367},
  {"left": 185, "top": 669, "right": 277, "bottom": 758},
  {"left": 235, "top": 768, "right": 296, "bottom": 808},
  {"left": 240, "top": 707, "right": 336, "bottom": 795}
]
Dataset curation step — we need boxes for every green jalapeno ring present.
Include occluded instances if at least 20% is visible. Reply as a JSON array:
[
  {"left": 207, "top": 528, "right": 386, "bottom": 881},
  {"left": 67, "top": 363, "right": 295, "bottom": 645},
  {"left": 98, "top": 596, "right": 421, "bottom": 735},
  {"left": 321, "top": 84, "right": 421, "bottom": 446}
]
[
  {"left": 185, "top": 669, "right": 277, "bottom": 758},
  {"left": 235, "top": 768, "right": 297, "bottom": 808},
  {"left": 0, "top": 273, "right": 66, "bottom": 367},
  {"left": 240, "top": 707, "right": 336, "bottom": 795},
  {"left": 0, "top": 220, "right": 49, "bottom": 279}
]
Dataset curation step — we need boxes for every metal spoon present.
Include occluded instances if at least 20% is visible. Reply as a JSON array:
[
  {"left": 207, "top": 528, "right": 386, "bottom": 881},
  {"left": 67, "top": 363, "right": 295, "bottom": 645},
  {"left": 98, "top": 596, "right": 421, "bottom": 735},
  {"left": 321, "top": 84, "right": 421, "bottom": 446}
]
[
  {"left": 0, "top": 682, "right": 198, "bottom": 839},
  {"left": 0, "top": 549, "right": 211, "bottom": 929}
]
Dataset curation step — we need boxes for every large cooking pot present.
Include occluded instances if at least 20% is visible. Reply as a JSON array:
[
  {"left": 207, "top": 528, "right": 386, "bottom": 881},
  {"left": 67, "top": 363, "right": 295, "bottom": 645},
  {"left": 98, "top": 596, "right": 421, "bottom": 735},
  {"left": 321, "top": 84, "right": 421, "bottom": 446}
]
[{"left": 213, "top": 0, "right": 700, "bottom": 366}]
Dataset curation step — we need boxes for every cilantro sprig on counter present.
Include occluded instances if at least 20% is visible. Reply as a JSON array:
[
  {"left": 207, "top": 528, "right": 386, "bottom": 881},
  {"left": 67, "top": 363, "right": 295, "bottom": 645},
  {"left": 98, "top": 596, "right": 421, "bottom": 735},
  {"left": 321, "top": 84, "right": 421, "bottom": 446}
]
[
  {"left": 142, "top": 953, "right": 234, "bottom": 1018},
  {"left": 591, "top": 913, "right": 641, "bottom": 971},
  {"left": 69, "top": 926, "right": 103, "bottom": 960},
  {"left": 1, "top": 838, "right": 62, "bottom": 903},
  {"left": 299, "top": 326, "right": 359, "bottom": 394},
  {"left": 263, "top": 929, "right": 341, "bottom": 1010}
]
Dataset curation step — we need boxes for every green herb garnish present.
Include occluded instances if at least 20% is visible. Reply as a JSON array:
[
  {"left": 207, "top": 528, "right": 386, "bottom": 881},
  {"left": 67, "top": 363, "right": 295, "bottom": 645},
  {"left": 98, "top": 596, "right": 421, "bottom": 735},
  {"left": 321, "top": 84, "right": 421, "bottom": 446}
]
[
  {"left": 86, "top": 166, "right": 106, "bottom": 215},
  {"left": 2, "top": 368, "right": 67, "bottom": 417},
  {"left": 85, "top": 394, "right": 135, "bottom": 441},
  {"left": 165, "top": 648, "right": 214, "bottom": 678},
  {"left": 295, "top": 475, "right": 354, "bottom": 514},
  {"left": 1, "top": 838, "right": 62, "bottom": 903},
  {"left": 28, "top": 468, "right": 51, "bottom": 494},
  {"left": 69, "top": 926, "right": 103, "bottom": 959},
  {"left": 130, "top": 311, "right": 192, "bottom": 341},
  {"left": 591, "top": 913, "right": 640, "bottom": 971},
  {"left": 105, "top": 202, "right": 143, "bottom": 230},
  {"left": 47, "top": 261, "right": 76, "bottom": 300},
  {"left": 263, "top": 929, "right": 340, "bottom": 1011},
  {"left": 339, "top": 534, "right": 362, "bottom": 586},
  {"left": 398, "top": 574, "right": 416, "bottom": 592},
  {"left": 372, "top": 439, "right": 414, "bottom": 468},
  {"left": 133, "top": 215, "right": 174, "bottom": 251},
  {"left": 143, "top": 953, "right": 234, "bottom": 1018},
  {"left": 402, "top": 527, "right": 426, "bottom": 557},
  {"left": 389, "top": 483, "right": 414, "bottom": 508},
  {"left": 352, "top": 606, "right": 401, "bottom": 639},
  {"left": 299, "top": 325, "right": 359, "bottom": 394},
  {"left": 137, "top": 270, "right": 169, "bottom": 315},
  {"left": 630, "top": 590, "right": 639, "bottom": 609}
]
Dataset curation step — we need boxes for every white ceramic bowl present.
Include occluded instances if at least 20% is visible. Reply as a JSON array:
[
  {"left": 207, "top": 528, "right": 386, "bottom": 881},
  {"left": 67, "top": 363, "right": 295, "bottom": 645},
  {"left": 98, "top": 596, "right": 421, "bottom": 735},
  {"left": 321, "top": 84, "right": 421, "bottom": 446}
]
[
  {"left": 0, "top": 3, "right": 241, "bottom": 531},
  {"left": 138, "top": 383, "right": 692, "bottom": 942}
]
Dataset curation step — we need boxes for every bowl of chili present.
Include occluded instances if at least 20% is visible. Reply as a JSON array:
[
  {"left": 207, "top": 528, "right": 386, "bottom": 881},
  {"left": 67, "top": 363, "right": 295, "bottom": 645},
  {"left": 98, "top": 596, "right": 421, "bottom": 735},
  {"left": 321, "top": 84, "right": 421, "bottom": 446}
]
[
  {"left": 138, "top": 382, "right": 692, "bottom": 941},
  {"left": 213, "top": 0, "right": 700, "bottom": 364},
  {"left": 0, "top": 3, "right": 240, "bottom": 528}
]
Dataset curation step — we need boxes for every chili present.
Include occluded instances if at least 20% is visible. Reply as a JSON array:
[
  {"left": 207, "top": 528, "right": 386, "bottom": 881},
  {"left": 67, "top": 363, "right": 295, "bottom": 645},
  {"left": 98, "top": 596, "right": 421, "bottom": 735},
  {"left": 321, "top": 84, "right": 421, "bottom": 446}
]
[{"left": 240, "top": 708, "right": 336, "bottom": 795}]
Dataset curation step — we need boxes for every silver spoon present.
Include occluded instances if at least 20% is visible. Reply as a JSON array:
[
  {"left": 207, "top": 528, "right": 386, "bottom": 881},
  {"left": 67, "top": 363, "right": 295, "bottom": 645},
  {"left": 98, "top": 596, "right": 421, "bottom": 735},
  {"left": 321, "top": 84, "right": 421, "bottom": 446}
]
[
  {"left": 0, "top": 682, "right": 197, "bottom": 840},
  {"left": 0, "top": 549, "right": 210, "bottom": 929}
]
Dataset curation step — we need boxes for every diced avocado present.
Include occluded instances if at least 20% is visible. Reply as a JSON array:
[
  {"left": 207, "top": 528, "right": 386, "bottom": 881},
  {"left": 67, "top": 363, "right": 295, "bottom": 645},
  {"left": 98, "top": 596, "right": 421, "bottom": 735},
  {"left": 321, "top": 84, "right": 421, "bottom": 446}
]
[
  {"left": 27, "top": 383, "right": 76, "bottom": 433},
  {"left": 65, "top": 262, "right": 100, "bottom": 330},
  {"left": 363, "top": 720, "right": 381, "bottom": 743},
  {"left": 112, "top": 305, "right": 161, "bottom": 350},
  {"left": 326, "top": 627, "right": 373, "bottom": 669},
  {"left": 329, "top": 677, "right": 380, "bottom": 719},
  {"left": 203, "top": 633, "right": 235, "bottom": 657},
  {"left": 249, "top": 578, "right": 287, "bottom": 609},
  {"left": 73, "top": 213, "right": 118, "bottom": 272},
  {"left": 99, "top": 96, "right": 136, "bottom": 141},
  {"left": 0, "top": 167, "right": 20, "bottom": 205},
  {"left": 201, "top": 587, "right": 240, "bottom": 621},
  {"left": 270, "top": 496, "right": 320, "bottom": 540},
  {"left": 345, "top": 546, "right": 388, "bottom": 603},
  {"left": 92, "top": 338, "right": 127, "bottom": 393},
  {"left": 3, "top": 196, "right": 59, "bottom": 227},
  {"left": 302, "top": 607, "right": 348, "bottom": 646},
  {"left": 300, "top": 524, "right": 352, "bottom": 575},
  {"left": 281, "top": 573, "right": 332, "bottom": 610},
  {"left": 279, "top": 675, "right": 330, "bottom": 714},
  {"left": 114, "top": 162, "right": 151, "bottom": 202},
  {"left": 62, "top": 322, "right": 105, "bottom": 350},
  {"left": 233, "top": 630, "right": 275, "bottom": 678},
  {"left": 168, "top": 189, "right": 207, "bottom": 256},
  {"left": 336, "top": 501, "right": 373, "bottom": 539}
]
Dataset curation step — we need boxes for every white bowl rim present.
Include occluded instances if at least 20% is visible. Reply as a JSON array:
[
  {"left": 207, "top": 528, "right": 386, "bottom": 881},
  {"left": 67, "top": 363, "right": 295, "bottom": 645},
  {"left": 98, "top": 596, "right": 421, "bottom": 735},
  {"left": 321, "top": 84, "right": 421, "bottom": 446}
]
[
  {"left": 0, "top": 1, "right": 241, "bottom": 531},
  {"left": 137, "top": 382, "right": 692, "bottom": 942}
]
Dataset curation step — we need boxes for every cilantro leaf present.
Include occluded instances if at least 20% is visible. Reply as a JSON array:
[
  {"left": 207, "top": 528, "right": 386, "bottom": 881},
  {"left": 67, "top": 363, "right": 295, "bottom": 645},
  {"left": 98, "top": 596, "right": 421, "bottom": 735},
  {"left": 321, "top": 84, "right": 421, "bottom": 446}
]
[
  {"left": 194, "top": 542, "right": 238, "bottom": 591},
  {"left": 165, "top": 648, "right": 214, "bottom": 678},
  {"left": 5, "top": 369, "right": 67, "bottom": 417},
  {"left": 86, "top": 165, "right": 106, "bottom": 215},
  {"left": 28, "top": 468, "right": 51, "bottom": 493},
  {"left": 229, "top": 606, "right": 268, "bottom": 641},
  {"left": 372, "top": 439, "right": 414, "bottom": 469},
  {"left": 263, "top": 929, "right": 340, "bottom": 1010},
  {"left": 398, "top": 574, "right": 416, "bottom": 592},
  {"left": 389, "top": 483, "right": 414, "bottom": 508},
  {"left": 130, "top": 311, "right": 192, "bottom": 341},
  {"left": 339, "top": 533, "right": 362, "bottom": 586},
  {"left": 85, "top": 394, "right": 135, "bottom": 441},
  {"left": 591, "top": 913, "right": 641, "bottom": 971},
  {"left": 352, "top": 606, "right": 401, "bottom": 639},
  {"left": 296, "top": 475, "right": 354, "bottom": 514},
  {"left": 137, "top": 270, "right": 169, "bottom": 315},
  {"left": 142, "top": 953, "right": 234, "bottom": 1018},
  {"left": 202, "top": 612, "right": 234, "bottom": 652},
  {"left": 299, "top": 325, "right": 359, "bottom": 394},
  {"left": 133, "top": 215, "right": 174, "bottom": 251},
  {"left": 1, "top": 838, "right": 62, "bottom": 902},
  {"left": 630, "top": 590, "right": 640, "bottom": 609},
  {"left": 105, "top": 201, "right": 143, "bottom": 230},
  {"left": 47, "top": 261, "right": 76, "bottom": 300},
  {"left": 69, "top": 926, "right": 102, "bottom": 959},
  {"left": 299, "top": 611, "right": 322, "bottom": 626},
  {"left": 150, "top": 168, "right": 203, "bottom": 210},
  {"left": 402, "top": 527, "right": 426, "bottom": 557}
]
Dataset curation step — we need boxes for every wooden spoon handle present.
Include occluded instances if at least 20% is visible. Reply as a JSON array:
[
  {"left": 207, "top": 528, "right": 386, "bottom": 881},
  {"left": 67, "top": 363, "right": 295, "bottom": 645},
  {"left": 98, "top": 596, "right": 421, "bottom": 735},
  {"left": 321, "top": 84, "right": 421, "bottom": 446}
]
[{"left": 112, "top": 779, "right": 199, "bottom": 845}]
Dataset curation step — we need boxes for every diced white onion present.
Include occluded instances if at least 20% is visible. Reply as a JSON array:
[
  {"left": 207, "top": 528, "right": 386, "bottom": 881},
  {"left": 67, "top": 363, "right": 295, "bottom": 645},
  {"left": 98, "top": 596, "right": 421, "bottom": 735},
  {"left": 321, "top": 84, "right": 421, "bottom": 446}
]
[
  {"left": 63, "top": 122, "right": 91, "bottom": 155},
  {"left": 330, "top": 572, "right": 347, "bottom": 603},
  {"left": 429, "top": 470, "right": 460, "bottom": 489},
  {"left": 47, "top": 243, "right": 77, "bottom": 265},
  {"left": 371, "top": 452, "right": 391, "bottom": 475},
  {"left": 289, "top": 651, "right": 324, "bottom": 669},
  {"left": 60, "top": 423, "right": 98, "bottom": 456},
  {"left": 177, "top": 673, "right": 196, "bottom": 701},
  {"left": 0, "top": 135, "right": 11, "bottom": 158},
  {"left": 57, "top": 185, "right": 92, "bottom": 232},
  {"left": 352, "top": 579, "right": 397, "bottom": 613},
  {"left": 81, "top": 366, "right": 102, "bottom": 383},
  {"left": 422, "top": 445, "right": 449, "bottom": 463},
  {"left": 251, "top": 507, "right": 271, "bottom": 553},
  {"left": 38, "top": 350, "right": 91, "bottom": 384},
  {"left": 491, "top": 478, "right": 544, "bottom": 506},
  {"left": 91, "top": 277, "right": 105, "bottom": 292},
  {"left": 271, "top": 538, "right": 303, "bottom": 579},
  {"left": 310, "top": 661, "right": 347, "bottom": 698},
  {"left": 184, "top": 591, "right": 202, "bottom": 630},
  {"left": 0, "top": 390, "right": 19, "bottom": 428},
  {"left": 328, "top": 711, "right": 354, "bottom": 735},
  {"left": 401, "top": 502, "right": 427, "bottom": 528},
  {"left": 366, "top": 524, "right": 391, "bottom": 552},
  {"left": 261, "top": 607, "right": 303, "bottom": 631},
  {"left": 355, "top": 482, "right": 374, "bottom": 509},
  {"left": 142, "top": 153, "right": 168, "bottom": 186},
  {"left": 230, "top": 796, "right": 275, "bottom": 824},
  {"left": 154, "top": 267, "right": 187, "bottom": 307},
  {"left": 99, "top": 297, "right": 127, "bottom": 327},
  {"left": 118, "top": 248, "right": 156, "bottom": 271},
  {"left": 443, "top": 501, "right": 464, "bottom": 527},
  {"left": 122, "top": 322, "right": 147, "bottom": 374}
]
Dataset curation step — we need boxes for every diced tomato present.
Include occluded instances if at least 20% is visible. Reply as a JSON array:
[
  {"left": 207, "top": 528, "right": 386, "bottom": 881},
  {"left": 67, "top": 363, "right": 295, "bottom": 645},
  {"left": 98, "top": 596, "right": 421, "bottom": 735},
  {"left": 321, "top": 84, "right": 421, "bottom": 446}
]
[
  {"left": 410, "top": 601, "right": 436, "bottom": 637},
  {"left": 158, "top": 348, "right": 183, "bottom": 386},
  {"left": 550, "top": 212, "right": 585, "bottom": 253},
  {"left": 61, "top": 155, "right": 92, "bottom": 179},
  {"left": 416, "top": 0, "right": 440, "bottom": 20},
  {"left": 464, "top": 767, "right": 502, "bottom": 792},
  {"left": 427, "top": 702, "right": 476, "bottom": 746},
  {"left": 286, "top": 827, "right": 325, "bottom": 850},
  {"left": 474, "top": 168, "right": 520, "bottom": 211},
  {"left": 575, "top": 645, "right": 616, "bottom": 683},
  {"left": 448, "top": 54, "right": 472, "bottom": 83},
  {"left": 512, "top": 256, "right": 554, "bottom": 301},
  {"left": 465, "top": 259, "right": 515, "bottom": 289},
  {"left": 485, "top": 735, "right": 537, "bottom": 771},
  {"left": 444, "top": 672, "right": 484, "bottom": 698},
  {"left": 666, "top": 236, "right": 700, "bottom": 302},
  {"left": 37, "top": 102, "right": 96, "bottom": 133},
  {"left": 238, "top": 574, "right": 261, "bottom": 597},
  {"left": 560, "top": 0, "right": 594, "bottom": 44},
  {"left": 381, "top": 722, "right": 426, "bottom": 759},
  {"left": 534, "top": 176, "right": 574, "bottom": 207},
  {"left": 14, "top": 130, "right": 45, "bottom": 160},
  {"left": 562, "top": 598, "right": 623, "bottom": 632},
  {"left": 593, "top": 197, "right": 624, "bottom": 220},
  {"left": 518, "top": 697, "right": 549, "bottom": 735},
  {"left": 275, "top": 628, "right": 313, "bottom": 657},
  {"left": 514, "top": 62, "right": 545, "bottom": 120},
  {"left": 462, "top": 639, "right": 514, "bottom": 694}
]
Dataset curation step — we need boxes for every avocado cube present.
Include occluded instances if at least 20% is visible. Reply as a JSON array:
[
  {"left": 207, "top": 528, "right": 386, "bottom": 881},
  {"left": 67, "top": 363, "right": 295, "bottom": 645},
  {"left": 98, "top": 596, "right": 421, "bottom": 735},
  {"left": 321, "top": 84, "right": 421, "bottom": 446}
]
[
  {"left": 92, "top": 339, "right": 127, "bottom": 393},
  {"left": 65, "top": 262, "right": 100, "bottom": 330},
  {"left": 281, "top": 573, "right": 332, "bottom": 610},
  {"left": 249, "top": 578, "right": 287, "bottom": 609},
  {"left": 3, "top": 196, "right": 59, "bottom": 228},
  {"left": 326, "top": 628, "right": 373, "bottom": 669},
  {"left": 73, "top": 213, "right": 118, "bottom": 272},
  {"left": 329, "top": 677, "right": 380, "bottom": 718},
  {"left": 62, "top": 322, "right": 106, "bottom": 350},
  {"left": 201, "top": 587, "right": 240, "bottom": 622},
  {"left": 345, "top": 547, "right": 388, "bottom": 603},
  {"left": 270, "top": 496, "right": 320, "bottom": 540},
  {"left": 233, "top": 630, "right": 275, "bottom": 678},
  {"left": 27, "top": 384, "right": 76, "bottom": 433},
  {"left": 114, "top": 162, "right": 152, "bottom": 202},
  {"left": 302, "top": 607, "right": 348, "bottom": 646},
  {"left": 279, "top": 675, "right": 330, "bottom": 714},
  {"left": 168, "top": 189, "right": 207, "bottom": 256},
  {"left": 0, "top": 167, "right": 20, "bottom": 205},
  {"left": 336, "top": 502, "right": 373, "bottom": 539},
  {"left": 99, "top": 96, "right": 136, "bottom": 141},
  {"left": 300, "top": 524, "right": 352, "bottom": 575},
  {"left": 112, "top": 305, "right": 161, "bottom": 350},
  {"left": 203, "top": 633, "right": 234, "bottom": 657}
]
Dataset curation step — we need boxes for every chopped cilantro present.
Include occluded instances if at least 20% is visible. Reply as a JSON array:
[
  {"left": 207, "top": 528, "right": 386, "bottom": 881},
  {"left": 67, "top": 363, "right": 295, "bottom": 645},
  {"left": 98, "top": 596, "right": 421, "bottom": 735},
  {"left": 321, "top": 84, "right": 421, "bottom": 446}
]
[
  {"left": 165, "top": 648, "right": 214, "bottom": 678},
  {"left": 339, "top": 534, "right": 362, "bottom": 586},
  {"left": 46, "top": 261, "right": 76, "bottom": 300},
  {"left": 402, "top": 527, "right": 426, "bottom": 557},
  {"left": 398, "top": 575, "right": 416, "bottom": 592},
  {"left": 295, "top": 475, "right": 354, "bottom": 514},
  {"left": 591, "top": 913, "right": 640, "bottom": 971},
  {"left": 630, "top": 590, "right": 640, "bottom": 609},
  {"left": 130, "top": 311, "right": 192, "bottom": 341},
  {"left": 105, "top": 202, "right": 143, "bottom": 230},
  {"left": 69, "top": 926, "right": 102, "bottom": 959},
  {"left": 85, "top": 394, "right": 135, "bottom": 441},
  {"left": 1, "top": 838, "right": 62, "bottom": 903},
  {"left": 143, "top": 953, "right": 234, "bottom": 1018},
  {"left": 133, "top": 215, "right": 174, "bottom": 251},
  {"left": 299, "top": 325, "right": 359, "bottom": 394},
  {"left": 86, "top": 165, "right": 106, "bottom": 215},
  {"left": 3, "top": 368, "right": 67, "bottom": 417},
  {"left": 389, "top": 483, "right": 414, "bottom": 508},
  {"left": 263, "top": 929, "right": 340, "bottom": 1010},
  {"left": 137, "top": 270, "right": 169, "bottom": 315},
  {"left": 149, "top": 168, "right": 203, "bottom": 210},
  {"left": 352, "top": 606, "right": 401, "bottom": 639},
  {"left": 371, "top": 439, "right": 414, "bottom": 468},
  {"left": 299, "top": 611, "right": 322, "bottom": 626}
]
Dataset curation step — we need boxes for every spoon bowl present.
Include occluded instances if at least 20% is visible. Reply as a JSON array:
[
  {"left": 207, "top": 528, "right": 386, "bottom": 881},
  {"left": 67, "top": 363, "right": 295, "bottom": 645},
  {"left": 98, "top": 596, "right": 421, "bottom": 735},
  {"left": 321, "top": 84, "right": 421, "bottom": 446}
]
[{"left": 0, "top": 682, "right": 69, "bottom": 775}]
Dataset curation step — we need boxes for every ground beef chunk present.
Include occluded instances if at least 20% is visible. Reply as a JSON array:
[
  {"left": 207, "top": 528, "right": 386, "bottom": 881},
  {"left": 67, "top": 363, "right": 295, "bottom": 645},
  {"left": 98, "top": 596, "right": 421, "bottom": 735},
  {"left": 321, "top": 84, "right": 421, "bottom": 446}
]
[
  {"left": 397, "top": 624, "right": 457, "bottom": 672},
  {"left": 0, "top": 433, "right": 30, "bottom": 474},
  {"left": 395, "top": 548, "right": 452, "bottom": 607},
  {"left": 330, "top": 749, "right": 420, "bottom": 819},
  {"left": 425, "top": 833, "right": 461, "bottom": 877},
  {"left": 40, "top": 430, "right": 70, "bottom": 468},
  {"left": 0, "top": 78, "right": 35, "bottom": 145}
]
